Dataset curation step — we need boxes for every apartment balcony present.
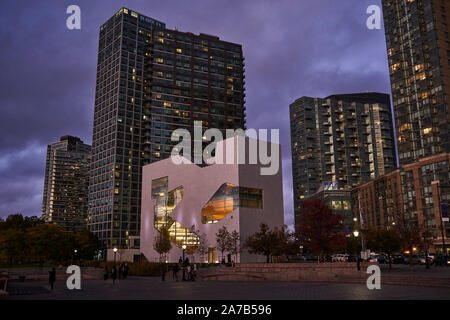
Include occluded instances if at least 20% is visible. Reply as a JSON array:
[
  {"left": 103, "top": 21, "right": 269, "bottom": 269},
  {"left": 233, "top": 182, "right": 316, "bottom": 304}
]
[{"left": 323, "top": 122, "right": 331, "bottom": 126}]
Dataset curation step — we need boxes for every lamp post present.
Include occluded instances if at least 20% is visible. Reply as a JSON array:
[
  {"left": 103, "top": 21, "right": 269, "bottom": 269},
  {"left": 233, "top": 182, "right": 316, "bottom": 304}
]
[
  {"left": 182, "top": 244, "right": 187, "bottom": 281},
  {"left": 353, "top": 231, "right": 360, "bottom": 270},
  {"left": 432, "top": 181, "right": 449, "bottom": 259},
  {"left": 113, "top": 247, "right": 118, "bottom": 267},
  {"left": 74, "top": 249, "right": 78, "bottom": 266}
]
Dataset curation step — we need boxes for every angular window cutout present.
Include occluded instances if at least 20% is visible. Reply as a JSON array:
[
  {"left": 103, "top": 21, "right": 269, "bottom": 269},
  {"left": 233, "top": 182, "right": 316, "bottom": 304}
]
[
  {"left": 151, "top": 177, "right": 198, "bottom": 251},
  {"left": 201, "top": 183, "right": 263, "bottom": 224}
]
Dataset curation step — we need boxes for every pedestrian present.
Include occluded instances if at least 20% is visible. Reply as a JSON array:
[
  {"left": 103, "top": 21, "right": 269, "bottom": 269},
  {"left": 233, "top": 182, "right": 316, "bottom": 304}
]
[
  {"left": 123, "top": 263, "right": 129, "bottom": 279},
  {"left": 357, "top": 255, "right": 361, "bottom": 271},
  {"left": 192, "top": 264, "right": 197, "bottom": 281},
  {"left": 161, "top": 263, "right": 166, "bottom": 282},
  {"left": 174, "top": 263, "right": 179, "bottom": 282},
  {"left": 170, "top": 265, "right": 175, "bottom": 280},
  {"left": 118, "top": 263, "right": 123, "bottom": 280},
  {"left": 187, "top": 264, "right": 191, "bottom": 281},
  {"left": 103, "top": 266, "right": 109, "bottom": 281},
  {"left": 111, "top": 265, "right": 117, "bottom": 285},
  {"left": 179, "top": 257, "right": 183, "bottom": 263},
  {"left": 48, "top": 267, "right": 56, "bottom": 291}
]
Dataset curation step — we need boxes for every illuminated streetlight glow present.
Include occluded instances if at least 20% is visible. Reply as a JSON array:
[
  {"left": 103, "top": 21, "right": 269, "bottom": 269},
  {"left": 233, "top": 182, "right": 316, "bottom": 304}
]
[{"left": 353, "top": 230, "right": 359, "bottom": 237}]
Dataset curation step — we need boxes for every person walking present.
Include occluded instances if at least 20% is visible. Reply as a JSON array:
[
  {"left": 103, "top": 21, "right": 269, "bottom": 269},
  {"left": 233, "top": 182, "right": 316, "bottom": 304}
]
[
  {"left": 187, "top": 264, "right": 191, "bottom": 281},
  {"left": 103, "top": 266, "right": 109, "bottom": 281},
  {"left": 174, "top": 263, "right": 179, "bottom": 282},
  {"left": 118, "top": 263, "right": 123, "bottom": 280},
  {"left": 111, "top": 265, "right": 117, "bottom": 285},
  {"left": 161, "top": 263, "right": 166, "bottom": 282},
  {"left": 48, "top": 267, "right": 56, "bottom": 291},
  {"left": 179, "top": 257, "right": 183, "bottom": 263},
  {"left": 192, "top": 264, "right": 197, "bottom": 281},
  {"left": 123, "top": 263, "right": 129, "bottom": 280}
]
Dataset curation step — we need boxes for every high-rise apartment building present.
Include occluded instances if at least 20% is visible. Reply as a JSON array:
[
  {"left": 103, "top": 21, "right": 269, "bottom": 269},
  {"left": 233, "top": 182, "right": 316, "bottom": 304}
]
[
  {"left": 290, "top": 93, "right": 396, "bottom": 226},
  {"left": 352, "top": 154, "right": 450, "bottom": 253},
  {"left": 42, "top": 136, "right": 91, "bottom": 232},
  {"left": 349, "top": 0, "right": 450, "bottom": 254},
  {"left": 382, "top": 0, "right": 450, "bottom": 165},
  {"left": 89, "top": 8, "right": 245, "bottom": 256}
]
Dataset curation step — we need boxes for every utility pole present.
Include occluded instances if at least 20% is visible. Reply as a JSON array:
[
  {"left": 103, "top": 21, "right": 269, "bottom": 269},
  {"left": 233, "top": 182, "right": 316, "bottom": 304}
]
[{"left": 432, "top": 181, "right": 449, "bottom": 259}]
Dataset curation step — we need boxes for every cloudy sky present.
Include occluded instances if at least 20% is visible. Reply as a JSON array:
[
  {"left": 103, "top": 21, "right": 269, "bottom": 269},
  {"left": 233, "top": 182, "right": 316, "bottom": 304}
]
[{"left": 0, "top": 0, "right": 391, "bottom": 227}]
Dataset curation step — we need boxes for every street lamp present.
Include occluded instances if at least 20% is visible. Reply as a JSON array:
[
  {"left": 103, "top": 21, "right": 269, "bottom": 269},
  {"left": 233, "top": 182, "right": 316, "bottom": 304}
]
[
  {"left": 113, "top": 247, "right": 118, "bottom": 267},
  {"left": 353, "top": 230, "right": 359, "bottom": 238},
  {"left": 182, "top": 244, "right": 187, "bottom": 281}
]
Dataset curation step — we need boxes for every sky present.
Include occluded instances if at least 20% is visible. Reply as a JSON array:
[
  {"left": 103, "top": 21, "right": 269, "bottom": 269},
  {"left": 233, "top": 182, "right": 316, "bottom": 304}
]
[{"left": 0, "top": 0, "right": 391, "bottom": 227}]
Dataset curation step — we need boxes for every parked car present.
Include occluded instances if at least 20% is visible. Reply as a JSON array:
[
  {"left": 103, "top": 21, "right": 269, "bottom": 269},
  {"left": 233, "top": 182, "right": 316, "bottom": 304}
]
[
  {"left": 393, "top": 255, "right": 405, "bottom": 264},
  {"left": 331, "top": 254, "right": 349, "bottom": 262},
  {"left": 418, "top": 255, "right": 435, "bottom": 265},
  {"left": 434, "top": 255, "right": 450, "bottom": 266},
  {"left": 376, "top": 255, "right": 389, "bottom": 264},
  {"left": 403, "top": 254, "right": 420, "bottom": 265}
]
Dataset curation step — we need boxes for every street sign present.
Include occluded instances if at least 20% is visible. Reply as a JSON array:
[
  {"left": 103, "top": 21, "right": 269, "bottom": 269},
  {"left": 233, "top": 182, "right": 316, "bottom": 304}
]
[{"left": 442, "top": 203, "right": 449, "bottom": 222}]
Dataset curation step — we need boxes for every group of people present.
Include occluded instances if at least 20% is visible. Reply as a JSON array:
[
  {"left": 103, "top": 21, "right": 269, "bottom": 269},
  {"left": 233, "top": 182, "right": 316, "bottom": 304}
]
[
  {"left": 163, "top": 257, "right": 197, "bottom": 282},
  {"left": 104, "top": 263, "right": 129, "bottom": 284}
]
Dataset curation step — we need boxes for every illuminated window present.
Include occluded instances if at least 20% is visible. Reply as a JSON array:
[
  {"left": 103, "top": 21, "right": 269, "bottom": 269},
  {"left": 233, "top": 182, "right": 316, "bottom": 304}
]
[
  {"left": 390, "top": 63, "right": 400, "bottom": 72},
  {"left": 151, "top": 178, "right": 199, "bottom": 252},
  {"left": 201, "top": 183, "right": 263, "bottom": 224},
  {"left": 423, "top": 127, "right": 432, "bottom": 135}
]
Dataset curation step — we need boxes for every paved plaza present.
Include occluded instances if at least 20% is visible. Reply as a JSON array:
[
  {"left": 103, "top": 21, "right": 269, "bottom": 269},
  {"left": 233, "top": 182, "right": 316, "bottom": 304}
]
[{"left": 6, "top": 276, "right": 450, "bottom": 300}]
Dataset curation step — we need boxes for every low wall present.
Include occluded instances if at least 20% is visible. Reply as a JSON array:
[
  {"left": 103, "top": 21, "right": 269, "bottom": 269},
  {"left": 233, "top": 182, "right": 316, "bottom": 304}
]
[
  {"left": 200, "top": 263, "right": 375, "bottom": 283},
  {"left": 0, "top": 267, "right": 104, "bottom": 281}
]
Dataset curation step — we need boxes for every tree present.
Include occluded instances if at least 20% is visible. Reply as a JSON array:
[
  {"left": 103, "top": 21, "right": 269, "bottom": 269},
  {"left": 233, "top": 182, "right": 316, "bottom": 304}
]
[
  {"left": 395, "top": 217, "right": 426, "bottom": 267},
  {"left": 27, "top": 224, "right": 68, "bottom": 265},
  {"left": 153, "top": 226, "right": 172, "bottom": 262},
  {"left": 74, "top": 230, "right": 99, "bottom": 261},
  {"left": 227, "top": 230, "right": 241, "bottom": 263},
  {"left": 366, "top": 228, "right": 401, "bottom": 269},
  {"left": 216, "top": 226, "right": 231, "bottom": 261},
  {"left": 244, "top": 223, "right": 278, "bottom": 262},
  {"left": 296, "top": 199, "right": 346, "bottom": 262},
  {"left": 195, "top": 230, "right": 209, "bottom": 263},
  {"left": 0, "top": 229, "right": 26, "bottom": 266},
  {"left": 346, "top": 235, "right": 361, "bottom": 256}
]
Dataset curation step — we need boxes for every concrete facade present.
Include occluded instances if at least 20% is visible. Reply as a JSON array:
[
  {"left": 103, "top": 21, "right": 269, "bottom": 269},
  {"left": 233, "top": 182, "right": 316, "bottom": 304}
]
[{"left": 140, "top": 137, "right": 284, "bottom": 263}]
